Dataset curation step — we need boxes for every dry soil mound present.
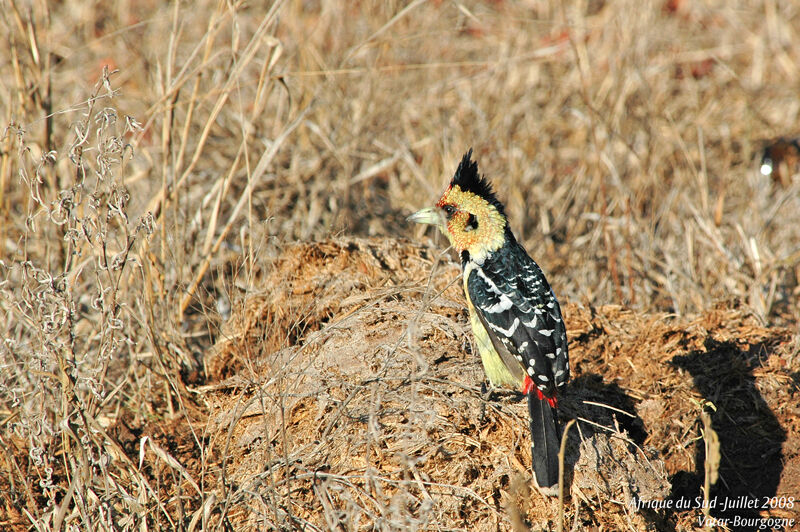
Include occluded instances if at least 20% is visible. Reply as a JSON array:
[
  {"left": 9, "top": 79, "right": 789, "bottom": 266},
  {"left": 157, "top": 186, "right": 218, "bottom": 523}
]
[{"left": 202, "top": 238, "right": 797, "bottom": 531}]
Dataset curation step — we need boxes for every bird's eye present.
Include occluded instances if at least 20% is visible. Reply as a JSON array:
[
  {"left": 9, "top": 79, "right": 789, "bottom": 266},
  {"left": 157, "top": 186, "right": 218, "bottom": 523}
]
[
  {"left": 442, "top": 205, "right": 456, "bottom": 218},
  {"left": 464, "top": 213, "right": 478, "bottom": 231}
]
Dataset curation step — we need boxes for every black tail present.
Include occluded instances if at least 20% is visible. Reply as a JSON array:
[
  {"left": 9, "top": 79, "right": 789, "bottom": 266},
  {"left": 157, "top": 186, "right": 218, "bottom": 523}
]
[{"left": 528, "top": 392, "right": 561, "bottom": 493}]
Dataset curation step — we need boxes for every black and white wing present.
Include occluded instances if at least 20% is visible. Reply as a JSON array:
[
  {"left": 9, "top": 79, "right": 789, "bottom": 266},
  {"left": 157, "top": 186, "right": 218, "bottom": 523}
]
[{"left": 466, "top": 244, "right": 569, "bottom": 396}]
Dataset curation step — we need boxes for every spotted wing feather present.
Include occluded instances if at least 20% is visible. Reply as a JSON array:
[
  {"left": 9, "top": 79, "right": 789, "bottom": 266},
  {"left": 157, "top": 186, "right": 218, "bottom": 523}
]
[{"left": 466, "top": 242, "right": 569, "bottom": 396}]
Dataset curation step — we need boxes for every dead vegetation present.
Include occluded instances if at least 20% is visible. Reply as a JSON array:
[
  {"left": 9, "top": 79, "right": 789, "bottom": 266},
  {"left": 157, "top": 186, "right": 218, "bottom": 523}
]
[{"left": 1, "top": 0, "right": 799, "bottom": 530}]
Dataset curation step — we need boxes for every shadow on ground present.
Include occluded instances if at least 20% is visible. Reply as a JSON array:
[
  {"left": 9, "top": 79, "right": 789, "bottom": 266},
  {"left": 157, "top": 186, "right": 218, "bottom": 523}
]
[{"left": 670, "top": 337, "right": 786, "bottom": 528}]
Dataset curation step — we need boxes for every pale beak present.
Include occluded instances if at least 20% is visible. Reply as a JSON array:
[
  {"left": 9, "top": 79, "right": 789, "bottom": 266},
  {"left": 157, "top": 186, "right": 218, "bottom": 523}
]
[{"left": 407, "top": 207, "right": 444, "bottom": 227}]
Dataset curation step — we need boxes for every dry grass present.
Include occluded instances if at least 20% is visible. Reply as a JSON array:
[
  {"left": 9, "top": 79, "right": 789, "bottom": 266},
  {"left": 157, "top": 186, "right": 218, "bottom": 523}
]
[{"left": 1, "top": 0, "right": 799, "bottom": 530}]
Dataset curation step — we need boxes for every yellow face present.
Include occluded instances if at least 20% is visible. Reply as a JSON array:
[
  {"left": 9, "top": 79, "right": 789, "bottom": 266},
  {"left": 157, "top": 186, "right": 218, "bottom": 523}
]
[{"left": 410, "top": 184, "right": 507, "bottom": 263}]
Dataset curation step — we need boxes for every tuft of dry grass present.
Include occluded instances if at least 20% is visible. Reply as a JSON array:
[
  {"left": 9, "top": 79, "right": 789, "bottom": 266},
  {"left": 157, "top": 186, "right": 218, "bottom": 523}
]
[{"left": 0, "top": 0, "right": 798, "bottom": 530}]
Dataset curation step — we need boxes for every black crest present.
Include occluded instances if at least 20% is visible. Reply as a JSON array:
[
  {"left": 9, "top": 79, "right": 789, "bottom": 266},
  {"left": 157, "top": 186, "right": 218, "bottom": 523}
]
[{"left": 451, "top": 149, "right": 506, "bottom": 216}]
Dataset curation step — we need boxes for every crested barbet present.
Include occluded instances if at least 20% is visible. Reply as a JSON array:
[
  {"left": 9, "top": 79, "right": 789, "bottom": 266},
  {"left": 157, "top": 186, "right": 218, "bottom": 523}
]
[{"left": 408, "top": 149, "right": 569, "bottom": 495}]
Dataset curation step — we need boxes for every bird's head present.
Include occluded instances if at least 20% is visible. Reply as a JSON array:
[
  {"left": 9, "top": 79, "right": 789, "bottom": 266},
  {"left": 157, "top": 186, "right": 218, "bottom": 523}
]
[{"left": 408, "top": 149, "right": 508, "bottom": 263}]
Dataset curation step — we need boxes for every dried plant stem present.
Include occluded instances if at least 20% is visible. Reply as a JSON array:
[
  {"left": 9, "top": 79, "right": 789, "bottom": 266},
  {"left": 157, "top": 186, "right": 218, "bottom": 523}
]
[{"left": 557, "top": 419, "right": 576, "bottom": 532}]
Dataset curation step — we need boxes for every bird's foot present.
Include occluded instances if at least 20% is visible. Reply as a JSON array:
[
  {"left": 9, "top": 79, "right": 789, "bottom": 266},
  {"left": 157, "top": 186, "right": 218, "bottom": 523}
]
[
  {"left": 480, "top": 381, "right": 492, "bottom": 401},
  {"left": 480, "top": 381, "right": 524, "bottom": 404},
  {"left": 479, "top": 382, "right": 489, "bottom": 422}
]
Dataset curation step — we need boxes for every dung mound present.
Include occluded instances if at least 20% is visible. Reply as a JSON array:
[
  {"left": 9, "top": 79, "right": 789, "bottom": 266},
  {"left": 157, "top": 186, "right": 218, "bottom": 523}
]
[{"left": 202, "top": 238, "right": 796, "bottom": 531}]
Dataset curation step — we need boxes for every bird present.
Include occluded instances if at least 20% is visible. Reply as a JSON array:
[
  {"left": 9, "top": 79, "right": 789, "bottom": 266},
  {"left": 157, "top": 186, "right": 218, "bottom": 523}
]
[{"left": 408, "top": 149, "right": 569, "bottom": 495}]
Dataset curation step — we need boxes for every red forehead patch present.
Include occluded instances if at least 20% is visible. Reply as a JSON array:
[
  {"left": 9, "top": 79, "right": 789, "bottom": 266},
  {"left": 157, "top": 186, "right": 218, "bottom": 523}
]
[{"left": 436, "top": 184, "right": 453, "bottom": 208}]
